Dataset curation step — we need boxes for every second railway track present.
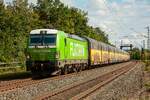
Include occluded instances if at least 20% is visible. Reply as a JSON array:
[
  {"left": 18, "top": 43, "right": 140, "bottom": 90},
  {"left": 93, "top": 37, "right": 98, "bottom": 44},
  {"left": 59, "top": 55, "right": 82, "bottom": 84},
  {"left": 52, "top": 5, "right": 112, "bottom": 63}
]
[
  {"left": 35, "top": 61, "right": 137, "bottom": 100},
  {"left": 0, "top": 78, "right": 32, "bottom": 92},
  {"left": 0, "top": 72, "right": 78, "bottom": 93}
]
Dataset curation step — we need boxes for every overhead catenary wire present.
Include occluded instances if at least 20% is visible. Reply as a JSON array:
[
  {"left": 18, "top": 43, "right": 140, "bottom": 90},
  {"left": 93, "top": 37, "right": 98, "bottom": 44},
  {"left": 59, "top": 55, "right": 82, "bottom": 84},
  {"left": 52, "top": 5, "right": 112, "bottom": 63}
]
[
  {"left": 103, "top": 0, "right": 148, "bottom": 48},
  {"left": 101, "top": 0, "right": 129, "bottom": 46},
  {"left": 102, "top": 0, "right": 132, "bottom": 45},
  {"left": 122, "top": 36, "right": 143, "bottom": 48},
  {"left": 103, "top": 0, "right": 145, "bottom": 36}
]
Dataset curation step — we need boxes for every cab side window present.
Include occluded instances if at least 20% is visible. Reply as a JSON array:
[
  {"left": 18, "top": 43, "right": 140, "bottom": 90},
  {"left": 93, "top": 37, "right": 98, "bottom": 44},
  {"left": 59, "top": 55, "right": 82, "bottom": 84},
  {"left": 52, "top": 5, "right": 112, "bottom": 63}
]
[{"left": 64, "top": 38, "right": 67, "bottom": 46}]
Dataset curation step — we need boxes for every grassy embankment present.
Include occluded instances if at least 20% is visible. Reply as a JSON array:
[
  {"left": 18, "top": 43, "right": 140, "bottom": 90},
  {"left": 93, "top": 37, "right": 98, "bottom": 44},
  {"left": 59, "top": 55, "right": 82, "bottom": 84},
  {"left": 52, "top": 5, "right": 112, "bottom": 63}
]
[
  {"left": 0, "top": 64, "right": 31, "bottom": 80},
  {"left": 143, "top": 60, "right": 150, "bottom": 91}
]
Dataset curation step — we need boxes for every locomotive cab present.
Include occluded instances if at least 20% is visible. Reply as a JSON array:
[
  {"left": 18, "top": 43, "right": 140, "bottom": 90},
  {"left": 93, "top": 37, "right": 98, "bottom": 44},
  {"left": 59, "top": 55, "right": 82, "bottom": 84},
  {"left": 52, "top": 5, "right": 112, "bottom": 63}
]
[{"left": 26, "top": 29, "right": 59, "bottom": 77}]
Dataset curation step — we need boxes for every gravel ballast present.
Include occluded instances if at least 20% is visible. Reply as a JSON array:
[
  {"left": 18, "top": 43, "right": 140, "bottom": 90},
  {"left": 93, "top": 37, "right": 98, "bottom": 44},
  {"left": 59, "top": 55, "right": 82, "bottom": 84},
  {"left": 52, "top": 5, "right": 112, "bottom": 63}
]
[
  {"left": 86, "top": 62, "right": 144, "bottom": 100},
  {"left": 0, "top": 62, "right": 131, "bottom": 100}
]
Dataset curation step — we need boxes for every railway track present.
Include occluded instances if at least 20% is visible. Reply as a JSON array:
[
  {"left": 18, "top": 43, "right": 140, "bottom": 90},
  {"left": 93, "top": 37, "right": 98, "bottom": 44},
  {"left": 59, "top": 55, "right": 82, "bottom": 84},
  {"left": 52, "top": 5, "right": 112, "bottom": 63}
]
[
  {"left": 35, "top": 61, "right": 137, "bottom": 100},
  {"left": 0, "top": 78, "right": 32, "bottom": 92},
  {"left": 0, "top": 62, "right": 132, "bottom": 93},
  {"left": 0, "top": 67, "right": 98, "bottom": 93},
  {"left": 0, "top": 72, "right": 78, "bottom": 93},
  {"left": 0, "top": 78, "right": 31, "bottom": 90}
]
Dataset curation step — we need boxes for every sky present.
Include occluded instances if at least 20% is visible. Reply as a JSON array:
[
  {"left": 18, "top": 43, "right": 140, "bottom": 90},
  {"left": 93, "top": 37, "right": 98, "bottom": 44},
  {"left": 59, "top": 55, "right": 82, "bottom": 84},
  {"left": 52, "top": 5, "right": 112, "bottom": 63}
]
[{"left": 4, "top": 0, "right": 150, "bottom": 49}]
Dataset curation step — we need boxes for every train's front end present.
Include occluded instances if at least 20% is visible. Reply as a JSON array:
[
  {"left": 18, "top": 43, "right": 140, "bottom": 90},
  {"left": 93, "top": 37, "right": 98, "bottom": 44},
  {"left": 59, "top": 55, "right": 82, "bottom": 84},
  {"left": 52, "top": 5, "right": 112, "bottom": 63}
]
[{"left": 26, "top": 29, "right": 58, "bottom": 77}]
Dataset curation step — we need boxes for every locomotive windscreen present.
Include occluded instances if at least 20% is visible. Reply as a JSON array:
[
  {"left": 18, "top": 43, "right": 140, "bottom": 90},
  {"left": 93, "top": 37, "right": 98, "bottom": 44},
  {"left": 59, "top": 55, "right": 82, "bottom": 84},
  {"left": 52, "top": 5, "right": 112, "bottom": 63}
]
[{"left": 30, "top": 34, "right": 56, "bottom": 46}]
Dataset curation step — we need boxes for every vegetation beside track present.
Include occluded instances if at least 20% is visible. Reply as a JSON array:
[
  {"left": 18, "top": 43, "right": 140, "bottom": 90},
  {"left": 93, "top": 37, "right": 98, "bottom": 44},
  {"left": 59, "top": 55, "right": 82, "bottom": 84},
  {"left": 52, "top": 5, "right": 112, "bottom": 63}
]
[
  {"left": 143, "top": 60, "right": 150, "bottom": 71},
  {"left": 0, "top": 63, "right": 31, "bottom": 80},
  {"left": 0, "top": 62, "right": 26, "bottom": 74},
  {"left": 143, "top": 60, "right": 150, "bottom": 92},
  {"left": 0, "top": 71, "right": 31, "bottom": 80},
  {"left": 0, "top": 66, "right": 25, "bottom": 74},
  {"left": 145, "top": 82, "right": 150, "bottom": 91}
]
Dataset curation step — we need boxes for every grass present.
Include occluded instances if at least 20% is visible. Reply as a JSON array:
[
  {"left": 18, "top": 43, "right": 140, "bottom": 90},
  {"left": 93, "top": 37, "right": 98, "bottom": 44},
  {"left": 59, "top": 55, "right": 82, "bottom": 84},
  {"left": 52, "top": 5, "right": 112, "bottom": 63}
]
[
  {"left": 0, "top": 65, "right": 31, "bottom": 80},
  {"left": 0, "top": 66, "right": 25, "bottom": 74},
  {"left": 142, "top": 60, "right": 150, "bottom": 71},
  {"left": 143, "top": 60, "right": 150, "bottom": 92},
  {"left": 145, "top": 82, "right": 150, "bottom": 91},
  {"left": 0, "top": 71, "right": 31, "bottom": 80}
]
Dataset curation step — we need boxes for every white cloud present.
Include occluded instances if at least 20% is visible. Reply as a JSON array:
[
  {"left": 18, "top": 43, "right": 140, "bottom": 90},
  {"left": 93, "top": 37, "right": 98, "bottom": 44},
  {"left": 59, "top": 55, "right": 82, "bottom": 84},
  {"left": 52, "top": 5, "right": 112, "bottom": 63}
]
[
  {"left": 120, "top": 38, "right": 131, "bottom": 44},
  {"left": 28, "top": 0, "right": 37, "bottom": 4},
  {"left": 60, "top": 0, "right": 74, "bottom": 7}
]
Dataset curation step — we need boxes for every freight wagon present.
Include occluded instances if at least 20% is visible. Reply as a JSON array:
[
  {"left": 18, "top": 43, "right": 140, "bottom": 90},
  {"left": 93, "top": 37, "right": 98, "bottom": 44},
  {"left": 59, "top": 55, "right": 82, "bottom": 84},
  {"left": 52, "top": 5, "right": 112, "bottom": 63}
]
[{"left": 26, "top": 29, "right": 130, "bottom": 78}]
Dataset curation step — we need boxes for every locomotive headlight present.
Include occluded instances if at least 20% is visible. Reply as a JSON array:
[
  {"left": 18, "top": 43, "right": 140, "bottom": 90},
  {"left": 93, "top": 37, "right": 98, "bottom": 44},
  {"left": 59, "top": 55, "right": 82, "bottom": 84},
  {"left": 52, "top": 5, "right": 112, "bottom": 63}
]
[
  {"left": 56, "top": 51, "right": 60, "bottom": 59},
  {"left": 26, "top": 55, "right": 30, "bottom": 59}
]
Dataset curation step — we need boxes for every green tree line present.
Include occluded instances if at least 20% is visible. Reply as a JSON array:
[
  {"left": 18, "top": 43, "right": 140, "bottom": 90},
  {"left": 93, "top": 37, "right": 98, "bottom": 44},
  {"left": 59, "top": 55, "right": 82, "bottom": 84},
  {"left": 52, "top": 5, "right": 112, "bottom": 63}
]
[
  {"left": 0, "top": 0, "right": 109, "bottom": 62},
  {"left": 131, "top": 48, "right": 150, "bottom": 60}
]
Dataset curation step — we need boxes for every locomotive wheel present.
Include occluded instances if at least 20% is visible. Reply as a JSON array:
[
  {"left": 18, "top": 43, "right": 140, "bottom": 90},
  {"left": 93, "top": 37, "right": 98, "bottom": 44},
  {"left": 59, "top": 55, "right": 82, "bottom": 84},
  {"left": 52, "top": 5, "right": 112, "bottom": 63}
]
[
  {"left": 87, "top": 66, "right": 91, "bottom": 70},
  {"left": 77, "top": 66, "right": 82, "bottom": 72},
  {"left": 80, "top": 66, "right": 82, "bottom": 71},
  {"left": 62, "top": 66, "right": 68, "bottom": 75},
  {"left": 82, "top": 65, "right": 85, "bottom": 70},
  {"left": 74, "top": 67, "right": 78, "bottom": 73},
  {"left": 58, "top": 69, "right": 62, "bottom": 75}
]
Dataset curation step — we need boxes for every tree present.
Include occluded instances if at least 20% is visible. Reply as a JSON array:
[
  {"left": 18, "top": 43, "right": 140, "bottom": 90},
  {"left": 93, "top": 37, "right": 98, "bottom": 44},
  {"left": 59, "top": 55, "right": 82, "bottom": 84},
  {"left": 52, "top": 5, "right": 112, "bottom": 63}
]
[
  {"left": 0, "top": 0, "right": 42, "bottom": 62},
  {"left": 34, "top": 0, "right": 108, "bottom": 42},
  {"left": 131, "top": 48, "right": 141, "bottom": 60},
  {"left": 0, "top": 0, "right": 109, "bottom": 62}
]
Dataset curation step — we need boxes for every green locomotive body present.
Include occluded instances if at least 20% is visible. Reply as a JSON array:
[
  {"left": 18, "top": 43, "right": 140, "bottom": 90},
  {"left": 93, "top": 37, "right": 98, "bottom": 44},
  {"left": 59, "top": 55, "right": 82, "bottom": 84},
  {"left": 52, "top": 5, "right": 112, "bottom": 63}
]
[{"left": 26, "top": 29, "right": 88, "bottom": 76}]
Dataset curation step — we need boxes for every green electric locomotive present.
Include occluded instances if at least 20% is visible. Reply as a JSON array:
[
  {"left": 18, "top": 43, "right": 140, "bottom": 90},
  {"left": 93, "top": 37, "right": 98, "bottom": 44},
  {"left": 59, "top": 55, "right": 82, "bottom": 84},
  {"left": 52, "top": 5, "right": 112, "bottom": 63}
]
[{"left": 26, "top": 29, "right": 89, "bottom": 77}]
